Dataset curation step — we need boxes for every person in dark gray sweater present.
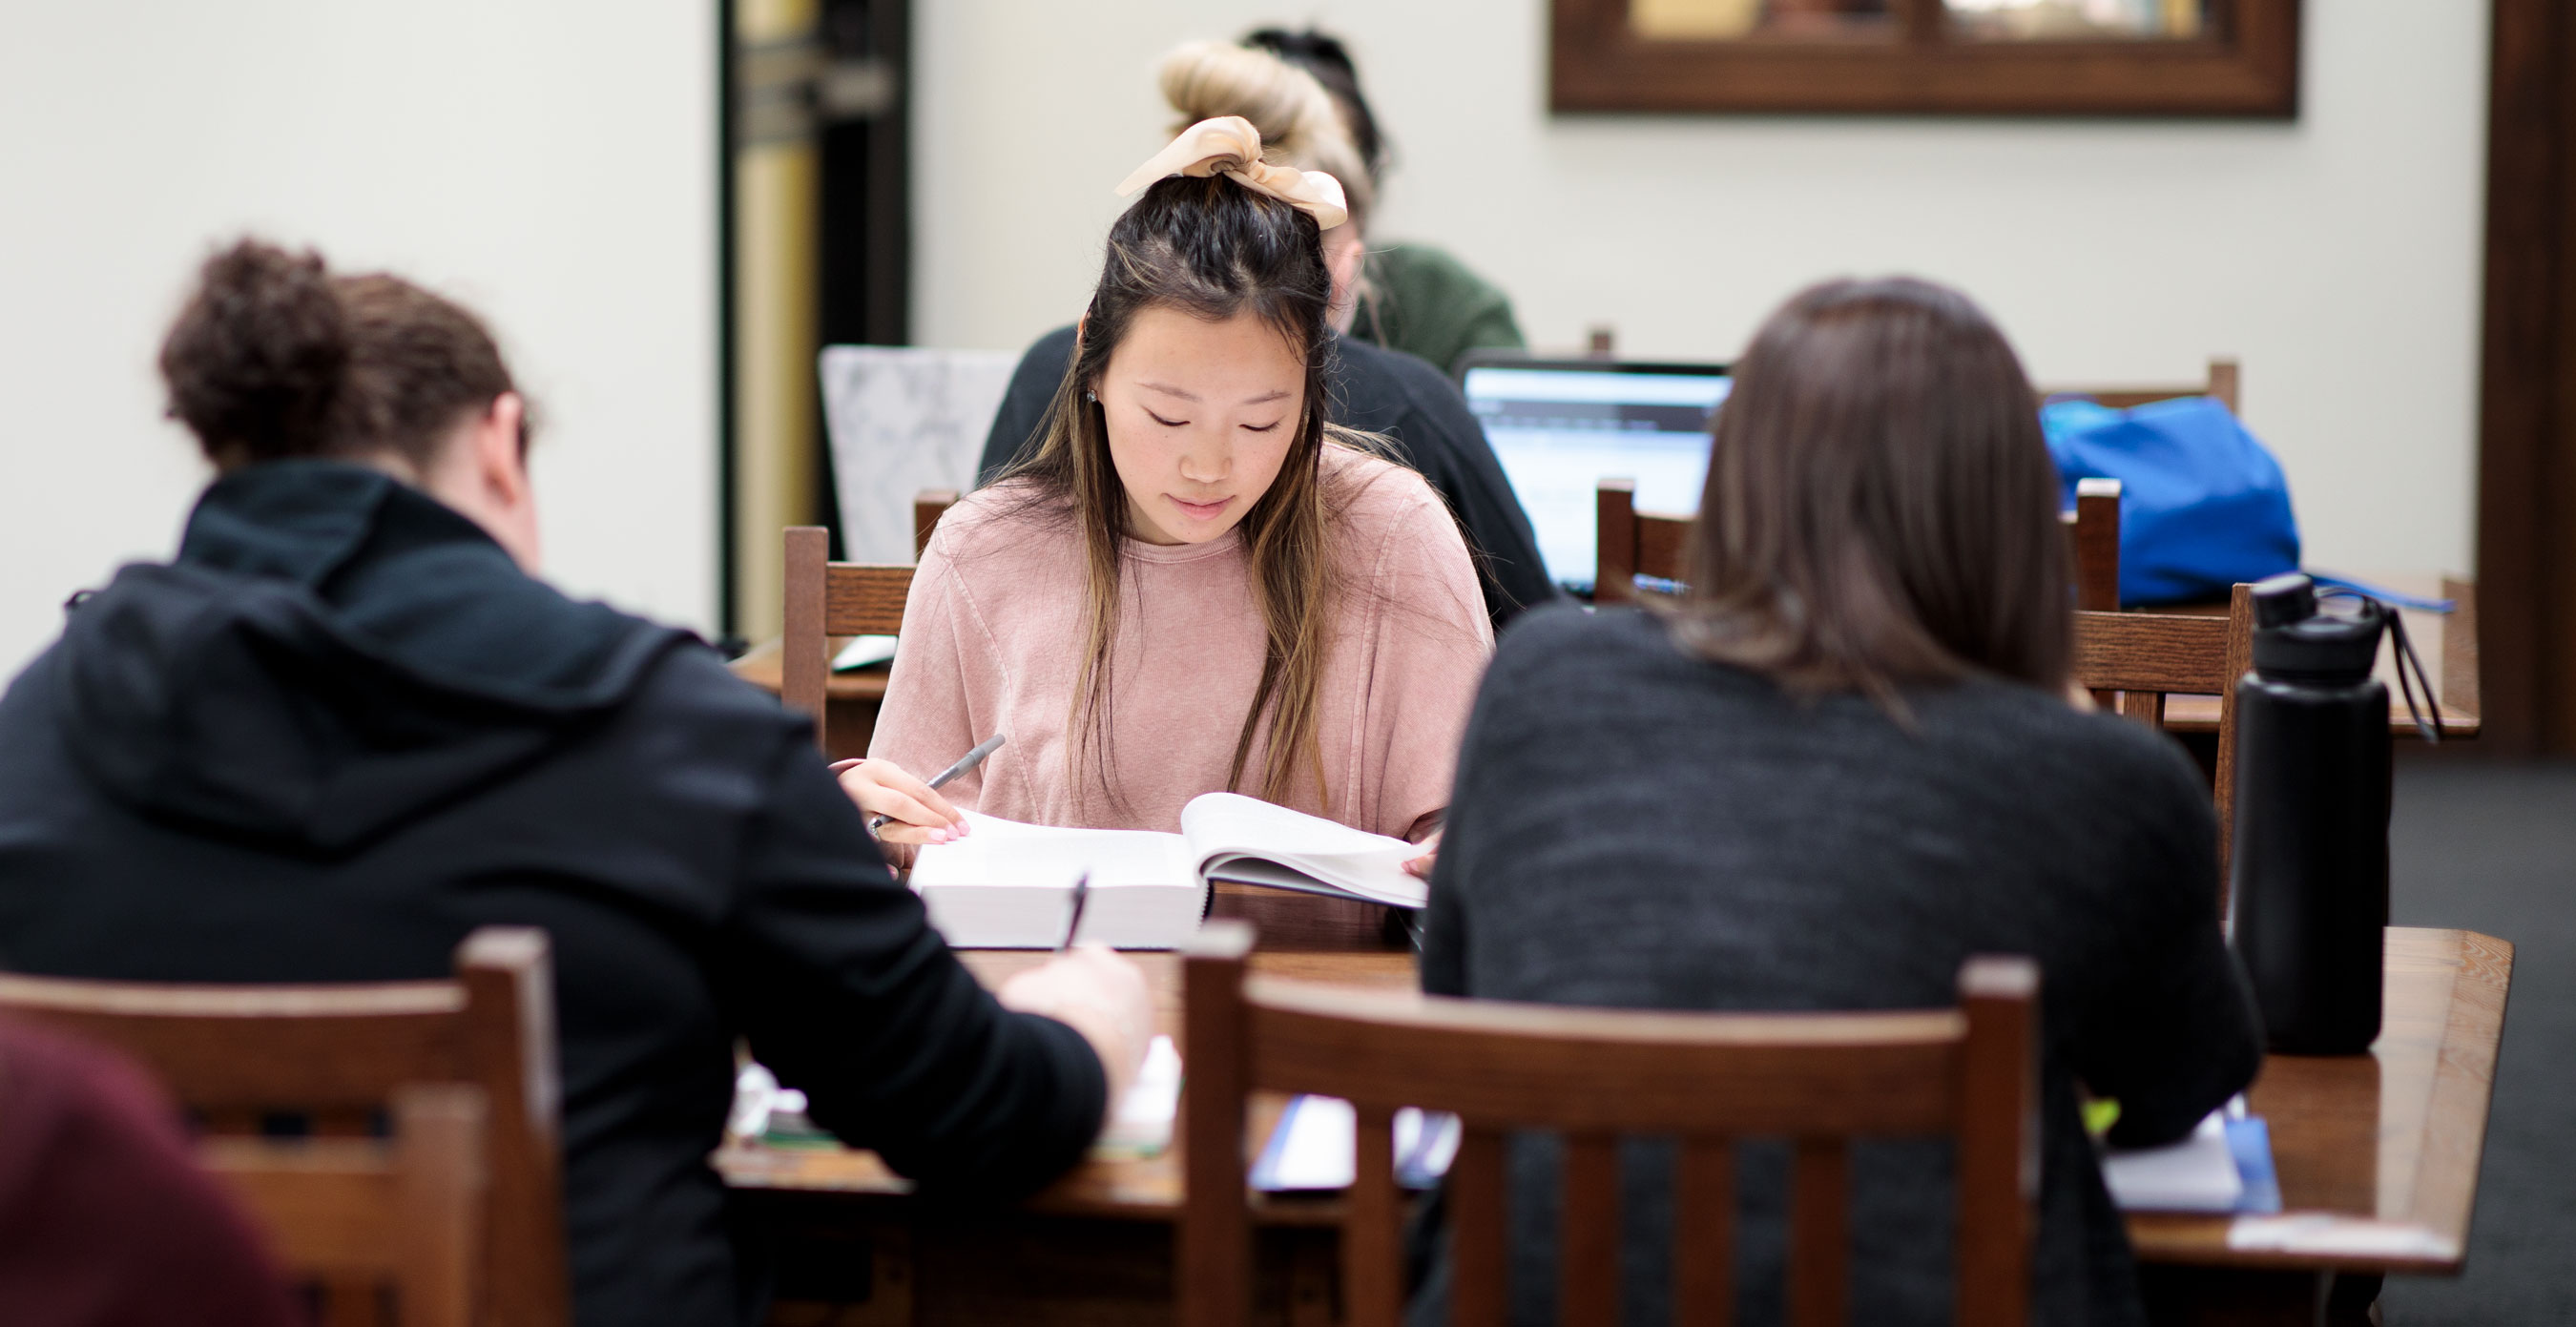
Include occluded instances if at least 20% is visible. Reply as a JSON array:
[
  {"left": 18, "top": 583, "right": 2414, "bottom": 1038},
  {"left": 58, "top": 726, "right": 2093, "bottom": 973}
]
[{"left": 1417, "top": 278, "right": 2262, "bottom": 1327}]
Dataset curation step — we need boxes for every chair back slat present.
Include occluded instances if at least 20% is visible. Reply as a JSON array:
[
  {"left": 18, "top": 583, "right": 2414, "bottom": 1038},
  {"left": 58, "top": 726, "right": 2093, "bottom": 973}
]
[
  {"left": 1674, "top": 1139, "right": 1735, "bottom": 1327},
  {"left": 2070, "top": 611, "right": 2234, "bottom": 694},
  {"left": 1788, "top": 1140, "right": 1849, "bottom": 1327},
  {"left": 0, "top": 979, "right": 464, "bottom": 1108},
  {"left": 0, "top": 929, "right": 565, "bottom": 1327},
  {"left": 1179, "top": 923, "right": 2039, "bottom": 1327},
  {"left": 1595, "top": 482, "right": 1637, "bottom": 603},
  {"left": 1637, "top": 518, "right": 1691, "bottom": 586},
  {"left": 1561, "top": 1133, "right": 1623, "bottom": 1324},
  {"left": 781, "top": 527, "right": 829, "bottom": 733},
  {"left": 390, "top": 1085, "right": 485, "bottom": 1327},
  {"left": 2070, "top": 480, "right": 2122, "bottom": 612},
  {"left": 453, "top": 929, "right": 564, "bottom": 1323},
  {"left": 1345, "top": 1103, "right": 1404, "bottom": 1327},
  {"left": 823, "top": 565, "right": 915, "bottom": 637},
  {"left": 2039, "top": 356, "right": 2239, "bottom": 415},
  {"left": 1954, "top": 959, "right": 2040, "bottom": 1327},
  {"left": 1449, "top": 1129, "right": 1510, "bottom": 1327},
  {"left": 1243, "top": 984, "right": 1961, "bottom": 1135},
  {"left": 1179, "top": 925, "right": 1257, "bottom": 1327},
  {"left": 2441, "top": 576, "right": 2479, "bottom": 716},
  {"left": 913, "top": 489, "right": 958, "bottom": 559}
]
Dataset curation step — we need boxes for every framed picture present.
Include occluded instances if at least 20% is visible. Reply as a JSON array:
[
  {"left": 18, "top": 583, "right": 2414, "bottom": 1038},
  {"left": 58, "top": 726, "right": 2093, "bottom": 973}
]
[{"left": 1552, "top": 0, "right": 2299, "bottom": 117}]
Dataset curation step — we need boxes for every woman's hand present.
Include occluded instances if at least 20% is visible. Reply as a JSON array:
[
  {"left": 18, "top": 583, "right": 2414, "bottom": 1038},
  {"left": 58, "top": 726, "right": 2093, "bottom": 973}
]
[
  {"left": 832, "top": 757, "right": 971, "bottom": 846},
  {"left": 997, "top": 944, "right": 1156, "bottom": 1123},
  {"left": 1402, "top": 829, "right": 1443, "bottom": 880}
]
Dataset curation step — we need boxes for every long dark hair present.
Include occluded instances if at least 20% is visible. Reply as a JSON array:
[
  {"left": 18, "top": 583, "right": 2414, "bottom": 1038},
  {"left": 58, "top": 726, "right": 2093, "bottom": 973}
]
[
  {"left": 1664, "top": 277, "right": 2071, "bottom": 703},
  {"left": 998, "top": 173, "right": 1369, "bottom": 815},
  {"left": 159, "top": 238, "right": 522, "bottom": 471}
]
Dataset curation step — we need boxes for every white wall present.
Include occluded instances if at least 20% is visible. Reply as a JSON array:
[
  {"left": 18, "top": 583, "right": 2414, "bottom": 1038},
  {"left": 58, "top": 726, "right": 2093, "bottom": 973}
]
[
  {"left": 915, "top": 0, "right": 2489, "bottom": 578},
  {"left": 0, "top": 2, "right": 717, "bottom": 674}
]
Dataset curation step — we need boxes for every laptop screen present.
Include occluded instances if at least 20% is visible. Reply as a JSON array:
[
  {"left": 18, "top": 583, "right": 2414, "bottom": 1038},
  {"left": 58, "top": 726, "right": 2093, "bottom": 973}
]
[{"left": 1461, "top": 361, "right": 1731, "bottom": 594}]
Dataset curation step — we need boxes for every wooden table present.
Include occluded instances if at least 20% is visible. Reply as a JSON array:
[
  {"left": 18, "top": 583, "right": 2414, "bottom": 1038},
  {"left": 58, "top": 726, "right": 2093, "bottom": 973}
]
[{"left": 720, "top": 925, "right": 2511, "bottom": 1326}]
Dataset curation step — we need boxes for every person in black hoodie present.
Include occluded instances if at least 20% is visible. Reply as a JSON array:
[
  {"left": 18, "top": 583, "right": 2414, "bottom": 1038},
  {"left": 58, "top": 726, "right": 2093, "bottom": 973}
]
[{"left": 0, "top": 240, "right": 1153, "bottom": 1327}]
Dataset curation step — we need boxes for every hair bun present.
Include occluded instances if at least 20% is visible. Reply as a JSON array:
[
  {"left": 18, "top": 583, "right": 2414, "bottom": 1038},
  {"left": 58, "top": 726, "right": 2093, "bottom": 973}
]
[
  {"left": 159, "top": 238, "right": 351, "bottom": 465},
  {"left": 1157, "top": 41, "right": 1372, "bottom": 224}
]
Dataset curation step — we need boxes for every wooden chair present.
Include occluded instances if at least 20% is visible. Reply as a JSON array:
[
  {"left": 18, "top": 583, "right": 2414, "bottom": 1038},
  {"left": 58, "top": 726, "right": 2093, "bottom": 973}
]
[
  {"left": 1178, "top": 921, "right": 2041, "bottom": 1327},
  {"left": 0, "top": 927, "right": 568, "bottom": 1327},
  {"left": 779, "top": 490, "right": 955, "bottom": 753},
  {"left": 1592, "top": 479, "right": 1692, "bottom": 604},
  {"left": 2072, "top": 585, "right": 2255, "bottom": 903},
  {"left": 2040, "top": 356, "right": 2240, "bottom": 416}
]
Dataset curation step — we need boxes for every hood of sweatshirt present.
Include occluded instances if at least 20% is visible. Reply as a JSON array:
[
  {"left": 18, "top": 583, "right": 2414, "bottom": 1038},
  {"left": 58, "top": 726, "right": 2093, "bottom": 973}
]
[{"left": 51, "top": 461, "right": 691, "bottom": 857}]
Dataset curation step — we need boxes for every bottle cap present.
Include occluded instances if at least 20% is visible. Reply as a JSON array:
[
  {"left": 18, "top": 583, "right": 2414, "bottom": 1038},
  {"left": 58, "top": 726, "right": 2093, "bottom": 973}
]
[{"left": 2251, "top": 573, "right": 2384, "bottom": 683}]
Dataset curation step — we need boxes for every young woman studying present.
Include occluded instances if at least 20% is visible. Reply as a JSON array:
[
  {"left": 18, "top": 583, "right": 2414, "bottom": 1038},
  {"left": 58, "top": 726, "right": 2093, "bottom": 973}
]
[
  {"left": 0, "top": 241, "right": 1151, "bottom": 1327},
  {"left": 977, "top": 41, "right": 1554, "bottom": 630},
  {"left": 1417, "top": 279, "right": 2262, "bottom": 1326},
  {"left": 850, "top": 117, "right": 1492, "bottom": 854}
]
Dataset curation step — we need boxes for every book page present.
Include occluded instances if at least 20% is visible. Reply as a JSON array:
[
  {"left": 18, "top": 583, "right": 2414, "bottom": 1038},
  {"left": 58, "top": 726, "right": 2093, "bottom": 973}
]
[
  {"left": 1178, "top": 794, "right": 1425, "bottom": 907},
  {"left": 911, "top": 814, "right": 1190, "bottom": 890}
]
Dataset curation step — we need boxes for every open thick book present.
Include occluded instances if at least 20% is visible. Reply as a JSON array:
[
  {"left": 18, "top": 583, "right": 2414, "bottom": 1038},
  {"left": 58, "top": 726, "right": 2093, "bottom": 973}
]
[{"left": 907, "top": 793, "right": 1426, "bottom": 949}]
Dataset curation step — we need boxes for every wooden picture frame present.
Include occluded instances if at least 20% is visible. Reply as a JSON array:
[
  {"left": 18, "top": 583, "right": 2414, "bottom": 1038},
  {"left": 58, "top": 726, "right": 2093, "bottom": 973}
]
[{"left": 1551, "top": 0, "right": 2300, "bottom": 117}]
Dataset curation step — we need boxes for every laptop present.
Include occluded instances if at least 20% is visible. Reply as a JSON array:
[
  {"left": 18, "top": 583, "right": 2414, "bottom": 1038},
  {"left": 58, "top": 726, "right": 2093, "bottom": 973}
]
[{"left": 1457, "top": 354, "right": 1731, "bottom": 596}]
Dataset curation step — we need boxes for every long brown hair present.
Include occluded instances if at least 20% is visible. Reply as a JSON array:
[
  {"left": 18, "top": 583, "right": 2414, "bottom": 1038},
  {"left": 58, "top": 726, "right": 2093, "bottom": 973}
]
[
  {"left": 1664, "top": 277, "right": 2071, "bottom": 703},
  {"left": 997, "top": 173, "right": 1362, "bottom": 816}
]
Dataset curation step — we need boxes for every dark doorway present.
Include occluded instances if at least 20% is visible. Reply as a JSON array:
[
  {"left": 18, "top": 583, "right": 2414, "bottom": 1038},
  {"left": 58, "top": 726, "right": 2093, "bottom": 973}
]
[
  {"left": 2476, "top": 0, "right": 2576, "bottom": 754},
  {"left": 718, "top": 0, "right": 910, "bottom": 644}
]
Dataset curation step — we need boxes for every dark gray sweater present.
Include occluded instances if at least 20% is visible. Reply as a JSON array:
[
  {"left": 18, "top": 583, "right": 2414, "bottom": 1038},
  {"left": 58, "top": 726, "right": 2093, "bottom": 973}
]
[{"left": 1419, "top": 605, "right": 2262, "bottom": 1327}]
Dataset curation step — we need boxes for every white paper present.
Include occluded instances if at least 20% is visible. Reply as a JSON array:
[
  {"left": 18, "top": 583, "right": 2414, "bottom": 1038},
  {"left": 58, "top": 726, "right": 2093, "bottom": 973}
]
[
  {"left": 832, "top": 635, "right": 897, "bottom": 671},
  {"left": 1095, "top": 1036, "right": 1181, "bottom": 1156},
  {"left": 2101, "top": 1110, "right": 2244, "bottom": 1213},
  {"left": 1251, "top": 1094, "right": 1461, "bottom": 1192}
]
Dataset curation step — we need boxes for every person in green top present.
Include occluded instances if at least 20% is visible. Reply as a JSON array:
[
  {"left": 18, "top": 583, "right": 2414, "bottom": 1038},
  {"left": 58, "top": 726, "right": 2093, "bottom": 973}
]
[{"left": 1245, "top": 28, "right": 1527, "bottom": 376}]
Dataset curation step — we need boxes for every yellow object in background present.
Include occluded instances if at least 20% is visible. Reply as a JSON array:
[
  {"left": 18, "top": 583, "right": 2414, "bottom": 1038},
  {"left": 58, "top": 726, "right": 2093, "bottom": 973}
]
[
  {"left": 1630, "top": 0, "right": 1763, "bottom": 40},
  {"left": 732, "top": 0, "right": 823, "bottom": 643}
]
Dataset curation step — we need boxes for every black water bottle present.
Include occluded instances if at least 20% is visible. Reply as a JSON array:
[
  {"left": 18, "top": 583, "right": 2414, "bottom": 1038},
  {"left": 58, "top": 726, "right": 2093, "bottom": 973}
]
[{"left": 2228, "top": 572, "right": 2390, "bottom": 1054}]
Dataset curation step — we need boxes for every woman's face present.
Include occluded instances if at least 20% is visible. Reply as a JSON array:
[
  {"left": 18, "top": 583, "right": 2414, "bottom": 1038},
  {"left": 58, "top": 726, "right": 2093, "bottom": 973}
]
[{"left": 1096, "top": 304, "right": 1306, "bottom": 546}]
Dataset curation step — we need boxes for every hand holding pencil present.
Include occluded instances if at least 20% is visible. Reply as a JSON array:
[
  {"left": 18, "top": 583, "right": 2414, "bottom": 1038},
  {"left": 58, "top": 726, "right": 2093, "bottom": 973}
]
[{"left": 833, "top": 734, "right": 1005, "bottom": 846}]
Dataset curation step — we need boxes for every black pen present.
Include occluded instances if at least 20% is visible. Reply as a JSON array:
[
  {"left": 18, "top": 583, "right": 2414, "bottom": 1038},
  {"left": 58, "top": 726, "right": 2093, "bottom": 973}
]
[
  {"left": 857, "top": 733, "right": 1006, "bottom": 833},
  {"left": 1060, "top": 869, "right": 1091, "bottom": 950}
]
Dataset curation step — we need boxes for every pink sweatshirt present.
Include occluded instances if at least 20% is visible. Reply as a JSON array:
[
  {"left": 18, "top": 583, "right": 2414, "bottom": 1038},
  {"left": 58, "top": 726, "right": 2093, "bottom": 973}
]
[{"left": 869, "top": 446, "right": 1494, "bottom": 840}]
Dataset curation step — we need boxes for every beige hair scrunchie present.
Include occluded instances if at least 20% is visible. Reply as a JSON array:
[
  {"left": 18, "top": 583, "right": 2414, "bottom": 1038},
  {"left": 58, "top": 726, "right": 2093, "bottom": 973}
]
[{"left": 1113, "top": 115, "right": 1349, "bottom": 231}]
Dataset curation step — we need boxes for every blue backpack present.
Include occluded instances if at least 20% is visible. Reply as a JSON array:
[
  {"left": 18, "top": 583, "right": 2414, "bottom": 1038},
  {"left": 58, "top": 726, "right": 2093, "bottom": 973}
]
[{"left": 2041, "top": 396, "right": 2300, "bottom": 607}]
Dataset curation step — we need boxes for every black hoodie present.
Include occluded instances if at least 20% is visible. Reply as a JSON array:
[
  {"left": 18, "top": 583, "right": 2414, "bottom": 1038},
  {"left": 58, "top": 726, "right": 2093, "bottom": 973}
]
[{"left": 0, "top": 461, "right": 1105, "bottom": 1327}]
